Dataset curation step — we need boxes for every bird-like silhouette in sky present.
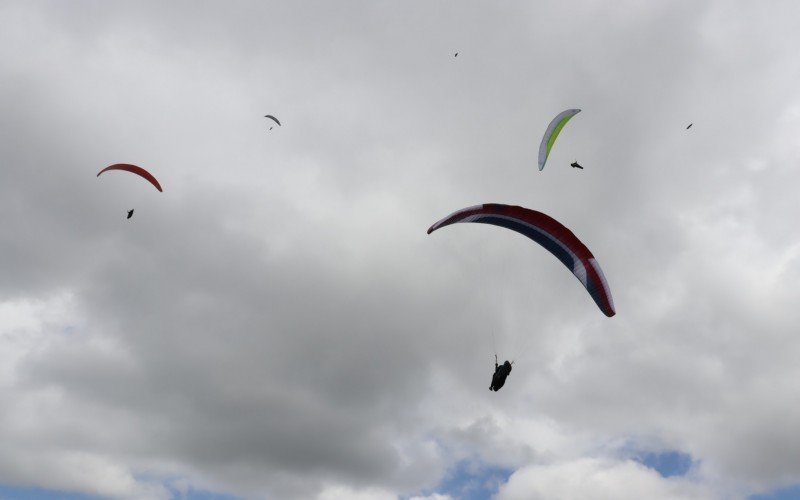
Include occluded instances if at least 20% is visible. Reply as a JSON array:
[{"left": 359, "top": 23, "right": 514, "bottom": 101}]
[{"left": 570, "top": 161, "right": 584, "bottom": 170}]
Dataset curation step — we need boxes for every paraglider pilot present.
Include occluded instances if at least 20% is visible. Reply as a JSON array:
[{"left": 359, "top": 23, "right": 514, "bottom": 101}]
[{"left": 489, "top": 355, "right": 512, "bottom": 391}]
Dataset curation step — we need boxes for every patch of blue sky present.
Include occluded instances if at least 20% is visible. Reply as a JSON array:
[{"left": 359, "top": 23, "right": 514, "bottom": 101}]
[
  {"left": 633, "top": 449, "right": 694, "bottom": 478},
  {"left": 165, "top": 487, "right": 240, "bottom": 500},
  {"left": 127, "top": 471, "right": 240, "bottom": 500},
  {"left": 0, "top": 481, "right": 240, "bottom": 500},
  {"left": 616, "top": 440, "right": 694, "bottom": 479},
  {"left": 405, "top": 459, "right": 514, "bottom": 500},
  {"left": 0, "top": 484, "right": 102, "bottom": 500},
  {"left": 749, "top": 483, "right": 800, "bottom": 500}
]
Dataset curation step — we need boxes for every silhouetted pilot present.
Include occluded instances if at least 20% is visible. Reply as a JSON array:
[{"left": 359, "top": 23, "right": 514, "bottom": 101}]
[{"left": 490, "top": 359, "right": 512, "bottom": 391}]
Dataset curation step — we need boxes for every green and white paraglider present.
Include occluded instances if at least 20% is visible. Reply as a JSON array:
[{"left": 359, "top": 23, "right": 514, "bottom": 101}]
[{"left": 538, "top": 108, "right": 580, "bottom": 171}]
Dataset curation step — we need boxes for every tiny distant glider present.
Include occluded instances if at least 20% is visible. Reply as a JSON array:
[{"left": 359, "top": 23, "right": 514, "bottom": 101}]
[{"left": 264, "top": 115, "right": 281, "bottom": 127}]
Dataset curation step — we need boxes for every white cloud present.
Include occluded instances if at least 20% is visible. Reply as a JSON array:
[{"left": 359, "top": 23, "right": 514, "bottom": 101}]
[
  {"left": 408, "top": 494, "right": 453, "bottom": 500},
  {"left": 317, "top": 484, "right": 397, "bottom": 500},
  {"left": 497, "top": 458, "right": 712, "bottom": 500}
]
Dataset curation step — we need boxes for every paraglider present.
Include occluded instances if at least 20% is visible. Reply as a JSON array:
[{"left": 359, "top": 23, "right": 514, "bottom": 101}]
[
  {"left": 127, "top": 209, "right": 134, "bottom": 219},
  {"left": 489, "top": 356, "right": 512, "bottom": 391},
  {"left": 570, "top": 161, "right": 583, "bottom": 169},
  {"left": 97, "top": 164, "right": 163, "bottom": 192},
  {"left": 454, "top": 52, "right": 458, "bottom": 57},
  {"left": 264, "top": 115, "right": 281, "bottom": 128},
  {"left": 538, "top": 109, "right": 581, "bottom": 171},
  {"left": 428, "top": 203, "right": 615, "bottom": 317},
  {"left": 686, "top": 123, "right": 693, "bottom": 129}
]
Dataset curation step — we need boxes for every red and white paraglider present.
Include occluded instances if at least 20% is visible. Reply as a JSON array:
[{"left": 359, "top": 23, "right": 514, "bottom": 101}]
[{"left": 428, "top": 203, "right": 615, "bottom": 317}]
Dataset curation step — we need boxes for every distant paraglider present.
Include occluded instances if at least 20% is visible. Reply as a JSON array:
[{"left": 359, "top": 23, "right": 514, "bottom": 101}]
[
  {"left": 454, "top": 52, "right": 459, "bottom": 57},
  {"left": 570, "top": 161, "right": 583, "bottom": 170},
  {"left": 686, "top": 123, "right": 693, "bottom": 129},
  {"left": 428, "top": 203, "right": 615, "bottom": 317},
  {"left": 538, "top": 109, "right": 581, "bottom": 171},
  {"left": 127, "top": 209, "right": 134, "bottom": 219},
  {"left": 97, "top": 164, "right": 163, "bottom": 192},
  {"left": 264, "top": 115, "right": 281, "bottom": 128}
]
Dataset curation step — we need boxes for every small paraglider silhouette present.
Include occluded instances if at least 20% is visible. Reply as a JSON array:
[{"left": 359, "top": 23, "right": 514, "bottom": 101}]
[
  {"left": 570, "top": 161, "right": 584, "bottom": 170},
  {"left": 686, "top": 123, "right": 693, "bottom": 129},
  {"left": 127, "top": 209, "right": 134, "bottom": 219},
  {"left": 454, "top": 52, "right": 458, "bottom": 57},
  {"left": 264, "top": 115, "right": 281, "bottom": 130}
]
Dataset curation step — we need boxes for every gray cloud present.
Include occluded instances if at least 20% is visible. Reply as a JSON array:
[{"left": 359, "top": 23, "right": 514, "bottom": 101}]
[{"left": 2, "top": 1, "right": 800, "bottom": 499}]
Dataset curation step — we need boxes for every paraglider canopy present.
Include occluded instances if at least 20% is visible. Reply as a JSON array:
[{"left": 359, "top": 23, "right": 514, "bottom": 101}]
[
  {"left": 97, "top": 164, "right": 163, "bottom": 192},
  {"left": 428, "top": 203, "right": 615, "bottom": 317},
  {"left": 264, "top": 115, "right": 281, "bottom": 126},
  {"left": 538, "top": 109, "right": 581, "bottom": 171}
]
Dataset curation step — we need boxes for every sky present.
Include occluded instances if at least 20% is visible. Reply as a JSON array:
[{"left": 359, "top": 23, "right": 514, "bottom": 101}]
[{"left": 1, "top": 1, "right": 800, "bottom": 499}]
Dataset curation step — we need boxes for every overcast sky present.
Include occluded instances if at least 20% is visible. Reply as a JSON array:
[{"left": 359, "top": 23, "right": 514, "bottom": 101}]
[{"left": 2, "top": 1, "right": 800, "bottom": 499}]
